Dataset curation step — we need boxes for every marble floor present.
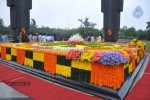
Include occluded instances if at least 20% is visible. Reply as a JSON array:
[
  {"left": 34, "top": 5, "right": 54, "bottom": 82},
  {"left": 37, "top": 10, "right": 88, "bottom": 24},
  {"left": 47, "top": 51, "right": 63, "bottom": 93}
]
[{"left": 0, "top": 82, "right": 30, "bottom": 99}]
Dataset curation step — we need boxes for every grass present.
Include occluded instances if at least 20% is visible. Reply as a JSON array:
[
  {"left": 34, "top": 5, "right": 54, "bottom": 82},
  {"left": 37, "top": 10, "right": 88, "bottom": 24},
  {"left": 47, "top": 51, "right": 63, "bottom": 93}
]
[{"left": 145, "top": 41, "right": 150, "bottom": 53}]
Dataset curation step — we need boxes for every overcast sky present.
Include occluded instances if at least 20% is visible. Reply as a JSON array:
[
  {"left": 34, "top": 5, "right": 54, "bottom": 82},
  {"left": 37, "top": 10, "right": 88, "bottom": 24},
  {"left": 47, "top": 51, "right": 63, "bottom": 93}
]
[{"left": 0, "top": 0, "right": 150, "bottom": 30}]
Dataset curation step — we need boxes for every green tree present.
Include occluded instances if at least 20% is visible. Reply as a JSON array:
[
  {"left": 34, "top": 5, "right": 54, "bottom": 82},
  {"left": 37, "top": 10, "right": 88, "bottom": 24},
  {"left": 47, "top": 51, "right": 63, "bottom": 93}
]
[
  {"left": 146, "top": 21, "right": 150, "bottom": 30},
  {"left": 0, "top": 18, "right": 4, "bottom": 26},
  {"left": 0, "top": 18, "right": 4, "bottom": 33},
  {"left": 146, "top": 21, "right": 150, "bottom": 40},
  {"left": 146, "top": 30, "right": 150, "bottom": 40},
  {"left": 118, "top": 26, "right": 128, "bottom": 39},
  {"left": 30, "top": 19, "right": 38, "bottom": 33},
  {"left": 124, "top": 27, "right": 137, "bottom": 39},
  {"left": 136, "top": 29, "right": 145, "bottom": 40}
]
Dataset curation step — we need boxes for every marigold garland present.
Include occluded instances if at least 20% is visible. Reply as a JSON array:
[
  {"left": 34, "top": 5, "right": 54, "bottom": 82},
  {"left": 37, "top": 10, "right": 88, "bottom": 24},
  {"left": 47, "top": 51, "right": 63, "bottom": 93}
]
[
  {"left": 11, "top": 48, "right": 17, "bottom": 56},
  {"left": 118, "top": 51, "right": 130, "bottom": 61},
  {"left": 71, "top": 60, "right": 91, "bottom": 71},
  {"left": 124, "top": 63, "right": 128, "bottom": 69},
  {"left": 1, "top": 46, "right": 6, "bottom": 59},
  {"left": 128, "top": 61, "right": 132, "bottom": 73},
  {"left": 17, "top": 49, "right": 25, "bottom": 65},
  {"left": 33, "top": 51, "right": 44, "bottom": 62},
  {"left": 44, "top": 53, "right": 57, "bottom": 74},
  {"left": 56, "top": 64, "right": 71, "bottom": 77},
  {"left": 90, "top": 62, "right": 124, "bottom": 90},
  {"left": 24, "top": 58, "right": 33, "bottom": 67},
  {"left": 137, "top": 50, "right": 141, "bottom": 63},
  {"left": 6, "top": 54, "right": 11, "bottom": 61},
  {"left": 132, "top": 56, "right": 136, "bottom": 70}
]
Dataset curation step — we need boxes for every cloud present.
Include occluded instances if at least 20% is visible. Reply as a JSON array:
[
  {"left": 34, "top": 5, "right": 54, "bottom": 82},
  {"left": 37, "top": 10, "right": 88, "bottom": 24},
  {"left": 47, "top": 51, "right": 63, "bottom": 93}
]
[
  {"left": 0, "top": 0, "right": 150, "bottom": 30},
  {"left": 31, "top": 0, "right": 102, "bottom": 29}
]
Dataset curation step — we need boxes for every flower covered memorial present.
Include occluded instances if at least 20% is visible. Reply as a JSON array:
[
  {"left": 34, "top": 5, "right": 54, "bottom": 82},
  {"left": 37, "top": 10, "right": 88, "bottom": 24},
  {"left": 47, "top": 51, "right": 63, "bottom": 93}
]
[{"left": 0, "top": 38, "right": 145, "bottom": 90}]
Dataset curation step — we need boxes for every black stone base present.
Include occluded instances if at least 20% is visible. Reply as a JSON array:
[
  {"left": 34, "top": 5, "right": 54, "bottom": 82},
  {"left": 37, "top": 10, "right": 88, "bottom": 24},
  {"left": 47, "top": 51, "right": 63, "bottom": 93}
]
[{"left": 0, "top": 55, "right": 147, "bottom": 100}]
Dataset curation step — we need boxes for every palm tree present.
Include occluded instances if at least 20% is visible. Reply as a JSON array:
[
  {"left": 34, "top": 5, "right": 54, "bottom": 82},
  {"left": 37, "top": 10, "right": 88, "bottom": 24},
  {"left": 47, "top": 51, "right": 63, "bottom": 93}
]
[
  {"left": 146, "top": 21, "right": 150, "bottom": 30},
  {"left": 78, "top": 17, "right": 97, "bottom": 28},
  {"left": 0, "top": 18, "right": 4, "bottom": 33},
  {"left": 0, "top": 18, "right": 4, "bottom": 27}
]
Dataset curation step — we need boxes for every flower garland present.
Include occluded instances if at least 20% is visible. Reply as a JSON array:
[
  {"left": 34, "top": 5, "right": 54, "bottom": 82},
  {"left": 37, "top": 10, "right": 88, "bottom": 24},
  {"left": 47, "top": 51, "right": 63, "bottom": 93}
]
[
  {"left": 117, "top": 50, "right": 130, "bottom": 61},
  {"left": 90, "top": 62, "right": 124, "bottom": 90},
  {"left": 132, "top": 56, "right": 136, "bottom": 71},
  {"left": 33, "top": 51, "right": 44, "bottom": 62},
  {"left": 1, "top": 46, "right": 6, "bottom": 59},
  {"left": 11, "top": 48, "right": 17, "bottom": 56},
  {"left": 24, "top": 58, "right": 33, "bottom": 67},
  {"left": 128, "top": 39, "right": 145, "bottom": 63},
  {"left": 0, "top": 47, "right": 1, "bottom": 53},
  {"left": 126, "top": 49, "right": 135, "bottom": 59},
  {"left": 6, "top": 54, "right": 11, "bottom": 61},
  {"left": 71, "top": 60, "right": 91, "bottom": 71},
  {"left": 17, "top": 49, "right": 25, "bottom": 65},
  {"left": 129, "top": 39, "right": 145, "bottom": 48},
  {"left": 56, "top": 64, "right": 71, "bottom": 77},
  {"left": 44, "top": 53, "right": 57, "bottom": 74}
]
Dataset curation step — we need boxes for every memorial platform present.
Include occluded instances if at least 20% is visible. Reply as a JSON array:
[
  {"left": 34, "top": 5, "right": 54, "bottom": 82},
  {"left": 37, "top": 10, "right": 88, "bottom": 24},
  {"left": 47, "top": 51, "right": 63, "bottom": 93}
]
[{"left": 0, "top": 54, "right": 149, "bottom": 100}]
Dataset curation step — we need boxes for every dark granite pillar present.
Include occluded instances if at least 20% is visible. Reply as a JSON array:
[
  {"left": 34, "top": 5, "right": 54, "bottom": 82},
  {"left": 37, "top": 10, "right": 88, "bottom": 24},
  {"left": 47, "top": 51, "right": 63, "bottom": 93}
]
[
  {"left": 101, "top": 0, "right": 123, "bottom": 42},
  {"left": 7, "top": 0, "right": 32, "bottom": 41}
]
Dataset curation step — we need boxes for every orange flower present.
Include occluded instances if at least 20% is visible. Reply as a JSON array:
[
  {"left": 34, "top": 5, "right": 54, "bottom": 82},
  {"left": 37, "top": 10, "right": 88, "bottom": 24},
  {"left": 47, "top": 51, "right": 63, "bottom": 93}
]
[
  {"left": 17, "top": 49, "right": 25, "bottom": 65},
  {"left": 90, "top": 62, "right": 124, "bottom": 90},
  {"left": 1, "top": 46, "right": 6, "bottom": 59},
  {"left": 107, "top": 30, "right": 112, "bottom": 36},
  {"left": 44, "top": 53, "right": 57, "bottom": 74},
  {"left": 21, "top": 27, "right": 26, "bottom": 34}
]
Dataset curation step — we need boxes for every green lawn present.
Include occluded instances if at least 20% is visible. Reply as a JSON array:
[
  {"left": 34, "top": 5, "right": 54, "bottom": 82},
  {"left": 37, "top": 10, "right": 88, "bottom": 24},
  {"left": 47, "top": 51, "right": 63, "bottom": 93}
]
[{"left": 145, "top": 41, "right": 150, "bottom": 53}]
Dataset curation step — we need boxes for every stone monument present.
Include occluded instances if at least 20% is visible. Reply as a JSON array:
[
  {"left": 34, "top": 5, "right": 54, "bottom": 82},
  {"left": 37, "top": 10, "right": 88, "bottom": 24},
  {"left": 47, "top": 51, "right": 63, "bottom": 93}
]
[
  {"left": 7, "top": 0, "right": 32, "bottom": 41},
  {"left": 101, "top": 0, "right": 124, "bottom": 42}
]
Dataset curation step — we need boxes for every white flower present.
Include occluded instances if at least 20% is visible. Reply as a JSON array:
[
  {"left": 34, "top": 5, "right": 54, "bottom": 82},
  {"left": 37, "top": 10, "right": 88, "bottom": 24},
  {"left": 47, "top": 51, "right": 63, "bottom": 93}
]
[{"left": 68, "top": 33, "right": 85, "bottom": 42}]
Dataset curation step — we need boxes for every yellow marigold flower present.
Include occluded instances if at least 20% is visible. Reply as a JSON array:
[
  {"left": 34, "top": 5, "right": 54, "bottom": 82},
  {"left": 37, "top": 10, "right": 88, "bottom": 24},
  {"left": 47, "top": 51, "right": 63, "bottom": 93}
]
[{"left": 80, "top": 51, "right": 94, "bottom": 62}]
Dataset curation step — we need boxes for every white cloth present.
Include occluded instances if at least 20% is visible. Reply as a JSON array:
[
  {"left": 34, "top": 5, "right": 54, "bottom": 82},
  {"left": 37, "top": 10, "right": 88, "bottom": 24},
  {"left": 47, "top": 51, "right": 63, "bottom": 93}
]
[
  {"left": 32, "top": 36, "right": 37, "bottom": 42},
  {"left": 42, "top": 35, "right": 46, "bottom": 42},
  {"left": 91, "top": 36, "right": 94, "bottom": 42},
  {"left": 1, "top": 35, "right": 8, "bottom": 42},
  {"left": 28, "top": 34, "right": 33, "bottom": 42},
  {"left": 38, "top": 35, "right": 42, "bottom": 42},
  {"left": 46, "top": 36, "right": 51, "bottom": 41},
  {"left": 97, "top": 36, "right": 101, "bottom": 42},
  {"left": 50, "top": 36, "right": 54, "bottom": 42}
]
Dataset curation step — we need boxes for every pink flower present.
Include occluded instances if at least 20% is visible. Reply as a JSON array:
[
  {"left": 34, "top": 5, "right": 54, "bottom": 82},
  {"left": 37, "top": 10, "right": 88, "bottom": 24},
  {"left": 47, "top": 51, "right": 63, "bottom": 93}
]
[
  {"left": 92, "top": 52, "right": 103, "bottom": 62},
  {"left": 66, "top": 50, "right": 82, "bottom": 60},
  {"left": 67, "top": 40, "right": 84, "bottom": 45}
]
